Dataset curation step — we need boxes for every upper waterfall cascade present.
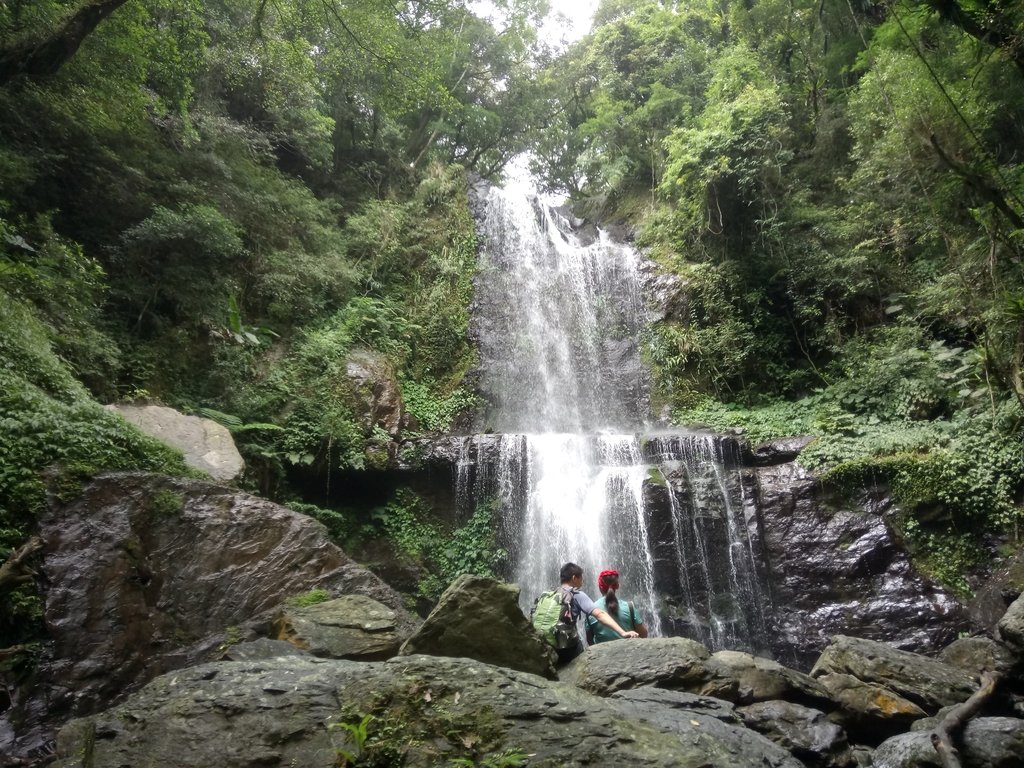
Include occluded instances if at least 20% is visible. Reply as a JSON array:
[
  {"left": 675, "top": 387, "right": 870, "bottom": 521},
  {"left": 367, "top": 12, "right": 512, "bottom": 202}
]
[{"left": 463, "top": 178, "right": 769, "bottom": 653}]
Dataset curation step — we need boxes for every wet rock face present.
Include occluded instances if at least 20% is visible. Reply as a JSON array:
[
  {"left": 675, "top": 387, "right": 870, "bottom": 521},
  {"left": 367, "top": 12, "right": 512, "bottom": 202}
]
[
  {"left": 2, "top": 473, "right": 416, "bottom": 762},
  {"left": 52, "top": 655, "right": 804, "bottom": 768},
  {"left": 753, "top": 456, "right": 966, "bottom": 668}
]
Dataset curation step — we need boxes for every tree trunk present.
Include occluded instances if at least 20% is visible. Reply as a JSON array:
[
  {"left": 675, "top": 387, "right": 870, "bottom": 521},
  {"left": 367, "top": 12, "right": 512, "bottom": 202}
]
[
  {"left": 0, "top": 0, "right": 131, "bottom": 86},
  {"left": 0, "top": 537, "right": 43, "bottom": 595}
]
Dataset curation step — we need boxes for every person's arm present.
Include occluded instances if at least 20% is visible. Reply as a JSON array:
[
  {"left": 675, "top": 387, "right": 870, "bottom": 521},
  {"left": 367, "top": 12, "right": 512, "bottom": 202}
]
[
  {"left": 629, "top": 602, "right": 648, "bottom": 638},
  {"left": 591, "top": 607, "right": 640, "bottom": 639}
]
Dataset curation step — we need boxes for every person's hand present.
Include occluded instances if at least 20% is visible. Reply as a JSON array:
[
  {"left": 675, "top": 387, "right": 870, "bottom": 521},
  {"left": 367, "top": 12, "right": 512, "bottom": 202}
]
[{"left": 621, "top": 631, "right": 640, "bottom": 639}]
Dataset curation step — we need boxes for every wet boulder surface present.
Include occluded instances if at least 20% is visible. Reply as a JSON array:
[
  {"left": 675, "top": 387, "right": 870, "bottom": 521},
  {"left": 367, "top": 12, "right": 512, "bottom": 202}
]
[
  {"left": 0, "top": 472, "right": 417, "bottom": 761},
  {"left": 52, "top": 655, "right": 804, "bottom": 768}
]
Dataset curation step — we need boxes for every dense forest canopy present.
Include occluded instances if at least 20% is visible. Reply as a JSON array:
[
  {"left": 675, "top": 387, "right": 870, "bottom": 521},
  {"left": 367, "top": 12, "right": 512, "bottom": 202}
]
[{"left": 1, "top": 0, "right": 1024, "bottom": 645}]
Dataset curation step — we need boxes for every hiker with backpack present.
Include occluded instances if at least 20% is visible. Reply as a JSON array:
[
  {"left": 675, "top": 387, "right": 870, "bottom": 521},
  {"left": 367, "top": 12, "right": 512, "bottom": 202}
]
[
  {"left": 587, "top": 568, "right": 648, "bottom": 644},
  {"left": 532, "top": 562, "right": 640, "bottom": 664}
]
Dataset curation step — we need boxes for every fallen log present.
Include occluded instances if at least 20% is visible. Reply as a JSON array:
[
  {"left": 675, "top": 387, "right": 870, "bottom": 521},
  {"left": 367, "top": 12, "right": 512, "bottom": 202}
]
[{"left": 930, "top": 670, "right": 1002, "bottom": 768}]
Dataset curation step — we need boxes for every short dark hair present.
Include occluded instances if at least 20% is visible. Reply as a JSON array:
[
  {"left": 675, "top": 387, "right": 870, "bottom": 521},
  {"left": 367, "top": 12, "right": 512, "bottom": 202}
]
[{"left": 560, "top": 562, "right": 583, "bottom": 583}]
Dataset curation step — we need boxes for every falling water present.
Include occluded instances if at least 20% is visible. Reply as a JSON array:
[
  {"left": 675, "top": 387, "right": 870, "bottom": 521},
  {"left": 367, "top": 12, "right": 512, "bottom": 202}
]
[{"left": 460, "top": 175, "right": 770, "bottom": 653}]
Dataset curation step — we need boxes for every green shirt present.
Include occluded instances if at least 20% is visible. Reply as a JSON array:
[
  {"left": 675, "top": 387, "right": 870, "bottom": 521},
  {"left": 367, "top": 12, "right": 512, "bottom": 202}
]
[{"left": 587, "top": 596, "right": 643, "bottom": 644}]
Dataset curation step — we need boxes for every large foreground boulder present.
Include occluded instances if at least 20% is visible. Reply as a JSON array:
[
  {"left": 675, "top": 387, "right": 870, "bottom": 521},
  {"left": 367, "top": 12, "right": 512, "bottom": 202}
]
[
  {"left": 996, "top": 591, "right": 1024, "bottom": 655},
  {"left": 398, "top": 574, "right": 558, "bottom": 678},
  {"left": 1, "top": 472, "right": 417, "bottom": 763},
  {"left": 561, "top": 638, "right": 832, "bottom": 709},
  {"left": 52, "top": 655, "right": 804, "bottom": 768}
]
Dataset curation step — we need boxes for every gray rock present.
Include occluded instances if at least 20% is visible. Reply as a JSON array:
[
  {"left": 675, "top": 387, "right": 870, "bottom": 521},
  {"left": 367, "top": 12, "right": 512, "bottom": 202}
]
[
  {"left": 939, "top": 636, "right": 1017, "bottom": 677},
  {"left": 218, "top": 638, "right": 310, "bottom": 661},
  {"left": 344, "top": 348, "right": 408, "bottom": 438},
  {"left": 751, "top": 436, "right": 815, "bottom": 466},
  {"left": 399, "top": 574, "right": 557, "bottom": 678},
  {"left": 873, "top": 717, "right": 1024, "bottom": 768},
  {"left": 997, "top": 592, "right": 1024, "bottom": 655},
  {"left": 704, "top": 649, "right": 833, "bottom": 707},
  {"left": 274, "top": 594, "right": 403, "bottom": 660},
  {"left": 813, "top": 671, "right": 927, "bottom": 736},
  {"left": 1, "top": 473, "right": 416, "bottom": 762},
  {"left": 811, "top": 635, "right": 978, "bottom": 712},
  {"left": 107, "top": 403, "right": 244, "bottom": 481},
  {"left": 52, "top": 655, "right": 804, "bottom": 768},
  {"left": 559, "top": 636, "right": 712, "bottom": 695},
  {"left": 609, "top": 687, "right": 741, "bottom": 724},
  {"left": 757, "top": 467, "right": 966, "bottom": 668},
  {"left": 737, "top": 700, "right": 851, "bottom": 767}
]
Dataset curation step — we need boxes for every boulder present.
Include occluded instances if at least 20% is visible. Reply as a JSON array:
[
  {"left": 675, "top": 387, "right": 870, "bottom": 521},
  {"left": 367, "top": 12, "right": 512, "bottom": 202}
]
[
  {"left": 939, "top": 636, "right": 1017, "bottom": 677},
  {"left": 872, "top": 717, "right": 1024, "bottom": 768},
  {"left": 559, "top": 636, "right": 711, "bottom": 695},
  {"left": 811, "top": 635, "right": 978, "bottom": 712},
  {"left": 398, "top": 574, "right": 557, "bottom": 678},
  {"left": 52, "top": 655, "right": 804, "bottom": 768},
  {"left": 345, "top": 349, "right": 408, "bottom": 438},
  {"left": 736, "top": 700, "right": 852, "bottom": 768},
  {"left": 751, "top": 436, "right": 816, "bottom": 466},
  {"left": 996, "top": 591, "right": 1024, "bottom": 655},
  {"left": 106, "top": 403, "right": 244, "bottom": 481},
  {"left": 703, "top": 649, "right": 833, "bottom": 708},
  {"left": 274, "top": 594, "right": 403, "bottom": 660},
  {"left": 812, "top": 671, "right": 927, "bottom": 737},
  {"left": 219, "top": 638, "right": 310, "bottom": 662},
  {"left": 609, "top": 687, "right": 742, "bottom": 724},
  {"left": 1, "top": 472, "right": 416, "bottom": 763}
]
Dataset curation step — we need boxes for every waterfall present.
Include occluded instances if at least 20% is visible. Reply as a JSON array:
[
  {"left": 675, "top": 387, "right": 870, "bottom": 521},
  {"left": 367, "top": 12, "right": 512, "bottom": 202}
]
[{"left": 461, "top": 177, "right": 770, "bottom": 654}]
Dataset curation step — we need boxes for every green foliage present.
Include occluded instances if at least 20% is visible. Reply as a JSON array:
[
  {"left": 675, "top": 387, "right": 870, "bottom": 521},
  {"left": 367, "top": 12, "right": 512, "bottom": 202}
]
[
  {"left": 401, "top": 379, "right": 479, "bottom": 433},
  {"left": 330, "top": 682, "right": 517, "bottom": 767},
  {"left": 288, "top": 588, "right": 331, "bottom": 607},
  {"left": 0, "top": 292, "right": 191, "bottom": 647},
  {"left": 149, "top": 489, "right": 185, "bottom": 518},
  {"left": 371, "top": 491, "right": 505, "bottom": 602},
  {"left": 332, "top": 713, "right": 375, "bottom": 766}
]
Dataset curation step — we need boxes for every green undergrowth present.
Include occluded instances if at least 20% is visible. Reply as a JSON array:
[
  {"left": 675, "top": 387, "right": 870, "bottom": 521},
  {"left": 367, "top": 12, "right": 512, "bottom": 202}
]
[
  {"left": 219, "top": 165, "right": 480, "bottom": 488},
  {"left": 0, "top": 293, "right": 193, "bottom": 647},
  {"left": 299, "top": 489, "right": 505, "bottom": 607}
]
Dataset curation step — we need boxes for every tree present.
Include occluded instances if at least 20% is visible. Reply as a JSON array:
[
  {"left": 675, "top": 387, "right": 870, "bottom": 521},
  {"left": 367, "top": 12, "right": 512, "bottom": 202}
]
[{"left": 0, "top": 0, "right": 130, "bottom": 85}]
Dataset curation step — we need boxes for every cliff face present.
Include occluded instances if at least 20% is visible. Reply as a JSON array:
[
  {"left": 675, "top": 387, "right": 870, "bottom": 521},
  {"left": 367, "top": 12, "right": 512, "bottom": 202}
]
[{"left": 746, "top": 440, "right": 966, "bottom": 668}]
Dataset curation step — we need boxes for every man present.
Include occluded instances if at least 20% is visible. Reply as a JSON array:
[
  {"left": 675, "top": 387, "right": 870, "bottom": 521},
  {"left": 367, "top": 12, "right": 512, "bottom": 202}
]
[{"left": 556, "top": 562, "right": 639, "bottom": 663}]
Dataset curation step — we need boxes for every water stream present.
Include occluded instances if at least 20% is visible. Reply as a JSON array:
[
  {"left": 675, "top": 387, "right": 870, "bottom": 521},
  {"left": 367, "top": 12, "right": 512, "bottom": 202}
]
[{"left": 460, "top": 177, "right": 770, "bottom": 653}]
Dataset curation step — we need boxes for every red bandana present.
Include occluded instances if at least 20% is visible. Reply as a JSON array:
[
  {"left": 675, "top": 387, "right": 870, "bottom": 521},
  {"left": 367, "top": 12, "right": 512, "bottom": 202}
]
[{"left": 598, "top": 569, "right": 620, "bottom": 594}]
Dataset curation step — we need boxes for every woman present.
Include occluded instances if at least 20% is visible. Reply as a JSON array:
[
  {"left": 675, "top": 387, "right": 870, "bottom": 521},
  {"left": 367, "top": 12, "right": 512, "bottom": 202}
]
[{"left": 586, "top": 569, "right": 648, "bottom": 644}]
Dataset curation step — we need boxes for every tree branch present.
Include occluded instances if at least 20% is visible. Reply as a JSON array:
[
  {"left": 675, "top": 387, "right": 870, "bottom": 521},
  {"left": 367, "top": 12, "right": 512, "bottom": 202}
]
[
  {"left": 928, "top": 133, "right": 1024, "bottom": 230},
  {"left": 0, "top": 0, "right": 131, "bottom": 86},
  {"left": 0, "top": 537, "right": 43, "bottom": 595},
  {"left": 930, "top": 671, "right": 1002, "bottom": 768}
]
